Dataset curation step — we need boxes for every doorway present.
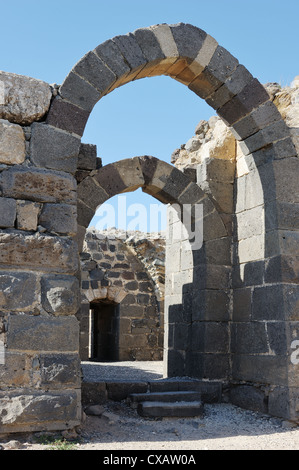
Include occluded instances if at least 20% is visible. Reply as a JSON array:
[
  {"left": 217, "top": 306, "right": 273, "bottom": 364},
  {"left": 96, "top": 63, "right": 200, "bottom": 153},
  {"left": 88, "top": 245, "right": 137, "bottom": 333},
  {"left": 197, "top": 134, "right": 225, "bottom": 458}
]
[{"left": 90, "top": 300, "right": 120, "bottom": 362}]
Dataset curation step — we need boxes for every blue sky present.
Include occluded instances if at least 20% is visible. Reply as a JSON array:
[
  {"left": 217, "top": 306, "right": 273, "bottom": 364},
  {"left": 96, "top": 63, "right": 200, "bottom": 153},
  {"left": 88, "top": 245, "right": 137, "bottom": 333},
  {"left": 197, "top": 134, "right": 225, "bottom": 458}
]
[{"left": 1, "top": 0, "right": 298, "bottom": 232}]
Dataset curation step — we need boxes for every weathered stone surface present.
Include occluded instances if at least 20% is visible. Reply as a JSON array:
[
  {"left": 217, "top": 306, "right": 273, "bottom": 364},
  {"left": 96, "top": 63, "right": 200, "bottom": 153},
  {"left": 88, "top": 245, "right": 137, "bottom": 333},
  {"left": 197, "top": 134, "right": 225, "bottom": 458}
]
[
  {"left": 73, "top": 51, "right": 116, "bottom": 95},
  {"left": 59, "top": 71, "right": 101, "bottom": 112},
  {"left": 0, "top": 231, "right": 78, "bottom": 273},
  {"left": 0, "top": 197, "right": 16, "bottom": 228},
  {"left": 0, "top": 166, "right": 77, "bottom": 204},
  {"left": 81, "top": 382, "right": 107, "bottom": 406},
  {"left": 39, "top": 354, "right": 81, "bottom": 387},
  {"left": 16, "top": 200, "right": 40, "bottom": 231},
  {"left": 41, "top": 275, "right": 80, "bottom": 316},
  {"left": 0, "top": 71, "right": 52, "bottom": 125},
  {"left": 229, "top": 385, "right": 268, "bottom": 414},
  {"left": 0, "top": 389, "right": 80, "bottom": 432},
  {"left": 0, "top": 119, "right": 25, "bottom": 165},
  {"left": 112, "top": 33, "right": 147, "bottom": 71},
  {"left": 0, "top": 352, "right": 30, "bottom": 388},
  {"left": 30, "top": 123, "right": 80, "bottom": 174},
  {"left": 77, "top": 176, "right": 109, "bottom": 212},
  {"left": 94, "top": 39, "right": 131, "bottom": 78},
  {"left": 239, "top": 120, "right": 290, "bottom": 156},
  {"left": 77, "top": 143, "right": 98, "bottom": 170},
  {"left": 46, "top": 96, "right": 90, "bottom": 136},
  {"left": 39, "top": 203, "right": 77, "bottom": 235},
  {"left": 0, "top": 271, "right": 39, "bottom": 311},
  {"left": 7, "top": 315, "right": 79, "bottom": 352},
  {"left": 170, "top": 23, "right": 207, "bottom": 62},
  {"left": 218, "top": 78, "right": 270, "bottom": 126}
]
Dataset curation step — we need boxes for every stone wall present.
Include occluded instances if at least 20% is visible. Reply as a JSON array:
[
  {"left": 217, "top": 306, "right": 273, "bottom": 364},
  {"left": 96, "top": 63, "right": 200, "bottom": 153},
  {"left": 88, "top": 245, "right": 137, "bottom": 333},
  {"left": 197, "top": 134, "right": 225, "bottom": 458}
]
[
  {"left": 0, "top": 73, "right": 82, "bottom": 432},
  {"left": 78, "top": 228, "right": 164, "bottom": 361},
  {"left": 0, "top": 23, "right": 298, "bottom": 433},
  {"left": 169, "top": 76, "right": 299, "bottom": 419}
]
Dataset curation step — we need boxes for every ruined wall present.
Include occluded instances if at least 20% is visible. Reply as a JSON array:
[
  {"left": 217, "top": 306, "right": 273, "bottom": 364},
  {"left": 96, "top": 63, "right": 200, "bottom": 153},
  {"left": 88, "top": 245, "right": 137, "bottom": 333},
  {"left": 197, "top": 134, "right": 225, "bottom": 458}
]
[
  {"left": 170, "top": 76, "right": 299, "bottom": 418},
  {"left": 78, "top": 228, "right": 164, "bottom": 361},
  {"left": 0, "top": 73, "right": 82, "bottom": 433},
  {"left": 0, "top": 23, "right": 298, "bottom": 433}
]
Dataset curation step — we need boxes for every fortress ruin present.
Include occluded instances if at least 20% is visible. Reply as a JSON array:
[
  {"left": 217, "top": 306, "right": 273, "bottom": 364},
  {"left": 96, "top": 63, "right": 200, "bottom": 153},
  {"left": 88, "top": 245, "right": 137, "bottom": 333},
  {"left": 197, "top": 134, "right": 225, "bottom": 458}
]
[{"left": 0, "top": 23, "right": 298, "bottom": 433}]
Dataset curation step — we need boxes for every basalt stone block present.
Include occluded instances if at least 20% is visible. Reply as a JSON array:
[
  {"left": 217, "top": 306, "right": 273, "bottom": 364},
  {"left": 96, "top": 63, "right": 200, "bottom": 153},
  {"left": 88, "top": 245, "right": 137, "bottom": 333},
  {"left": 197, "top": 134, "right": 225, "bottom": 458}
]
[
  {"left": 133, "top": 27, "right": 166, "bottom": 63},
  {"left": 41, "top": 274, "right": 80, "bottom": 316},
  {"left": 230, "top": 100, "right": 282, "bottom": 141},
  {"left": 265, "top": 255, "right": 299, "bottom": 284},
  {"left": 106, "top": 381, "right": 148, "bottom": 401},
  {"left": 112, "top": 33, "right": 147, "bottom": 71},
  {"left": 77, "top": 143, "right": 98, "bottom": 170},
  {"left": 170, "top": 23, "right": 207, "bottom": 61},
  {"left": 206, "top": 65, "right": 253, "bottom": 110},
  {"left": 232, "top": 354, "right": 288, "bottom": 385},
  {"left": 266, "top": 322, "right": 288, "bottom": 356},
  {"left": 60, "top": 72, "right": 101, "bottom": 112},
  {"left": 81, "top": 382, "right": 107, "bottom": 405},
  {"left": 39, "top": 203, "right": 77, "bottom": 235},
  {"left": 7, "top": 315, "right": 79, "bottom": 352},
  {"left": 30, "top": 123, "right": 81, "bottom": 174},
  {"left": 205, "top": 45, "right": 239, "bottom": 84},
  {"left": 78, "top": 176, "right": 109, "bottom": 210},
  {"left": 0, "top": 197, "right": 16, "bottom": 228},
  {"left": 243, "top": 138, "right": 297, "bottom": 171},
  {"left": 0, "top": 271, "right": 39, "bottom": 311},
  {"left": 218, "top": 78, "right": 270, "bottom": 126},
  {"left": 232, "top": 288, "right": 252, "bottom": 322},
  {"left": 231, "top": 322, "right": 268, "bottom": 355},
  {"left": 265, "top": 201, "right": 299, "bottom": 232},
  {"left": 0, "top": 352, "right": 30, "bottom": 388},
  {"left": 77, "top": 199, "right": 94, "bottom": 228},
  {"left": 192, "top": 289, "right": 230, "bottom": 322},
  {"left": 189, "top": 68, "right": 223, "bottom": 99},
  {"left": 268, "top": 386, "right": 292, "bottom": 420},
  {"left": 93, "top": 164, "right": 127, "bottom": 197},
  {"left": 0, "top": 166, "right": 77, "bottom": 204},
  {"left": 239, "top": 120, "right": 290, "bottom": 156},
  {"left": 73, "top": 51, "right": 116, "bottom": 95},
  {"left": 46, "top": 97, "right": 89, "bottom": 136},
  {"left": 191, "top": 322, "right": 229, "bottom": 353},
  {"left": 229, "top": 385, "right": 268, "bottom": 414},
  {"left": 94, "top": 39, "right": 131, "bottom": 78},
  {"left": 0, "top": 231, "right": 78, "bottom": 273},
  {"left": 39, "top": 353, "right": 81, "bottom": 387},
  {"left": 0, "top": 389, "right": 80, "bottom": 432}
]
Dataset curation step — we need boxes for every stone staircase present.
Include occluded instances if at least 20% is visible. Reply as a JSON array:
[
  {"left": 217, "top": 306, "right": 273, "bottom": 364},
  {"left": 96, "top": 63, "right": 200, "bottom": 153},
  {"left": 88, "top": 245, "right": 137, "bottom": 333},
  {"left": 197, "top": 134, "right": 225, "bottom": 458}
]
[
  {"left": 82, "top": 377, "right": 223, "bottom": 419},
  {"left": 128, "top": 390, "right": 204, "bottom": 418}
]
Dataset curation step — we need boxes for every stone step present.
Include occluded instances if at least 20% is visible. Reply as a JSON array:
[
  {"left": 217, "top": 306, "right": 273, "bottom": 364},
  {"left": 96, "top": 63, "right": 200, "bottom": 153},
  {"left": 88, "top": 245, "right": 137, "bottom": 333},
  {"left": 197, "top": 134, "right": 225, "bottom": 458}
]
[
  {"left": 82, "top": 379, "right": 222, "bottom": 406},
  {"left": 137, "top": 400, "right": 204, "bottom": 418},
  {"left": 128, "top": 390, "right": 202, "bottom": 408}
]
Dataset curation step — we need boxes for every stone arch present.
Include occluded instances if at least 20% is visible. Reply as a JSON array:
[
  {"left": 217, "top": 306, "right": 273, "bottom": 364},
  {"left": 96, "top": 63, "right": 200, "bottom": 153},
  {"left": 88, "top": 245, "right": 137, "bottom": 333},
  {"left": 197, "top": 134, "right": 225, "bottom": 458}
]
[
  {"left": 43, "top": 22, "right": 296, "bottom": 423},
  {"left": 79, "top": 228, "right": 164, "bottom": 362},
  {"left": 45, "top": 22, "right": 293, "bottom": 161},
  {"left": 1, "top": 23, "right": 298, "bottom": 434},
  {"left": 77, "top": 155, "right": 221, "bottom": 230},
  {"left": 77, "top": 155, "right": 230, "bottom": 377}
]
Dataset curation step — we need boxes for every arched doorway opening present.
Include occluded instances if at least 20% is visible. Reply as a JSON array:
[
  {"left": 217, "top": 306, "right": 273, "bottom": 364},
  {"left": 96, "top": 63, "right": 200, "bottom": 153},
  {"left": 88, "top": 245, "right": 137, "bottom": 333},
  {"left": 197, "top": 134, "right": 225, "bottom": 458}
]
[
  {"left": 90, "top": 299, "right": 120, "bottom": 362},
  {"left": 1, "top": 23, "right": 298, "bottom": 434}
]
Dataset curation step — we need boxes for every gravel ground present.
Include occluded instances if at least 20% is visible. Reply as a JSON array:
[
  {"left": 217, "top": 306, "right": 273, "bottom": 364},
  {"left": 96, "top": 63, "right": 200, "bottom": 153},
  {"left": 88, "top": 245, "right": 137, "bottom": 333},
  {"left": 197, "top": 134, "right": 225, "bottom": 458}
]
[
  {"left": 1, "top": 362, "right": 298, "bottom": 451},
  {"left": 1, "top": 401, "right": 298, "bottom": 451}
]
